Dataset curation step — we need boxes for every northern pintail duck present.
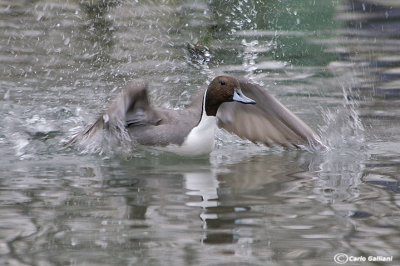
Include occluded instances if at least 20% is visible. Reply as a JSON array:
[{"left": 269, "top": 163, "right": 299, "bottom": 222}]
[{"left": 69, "top": 76, "right": 321, "bottom": 156}]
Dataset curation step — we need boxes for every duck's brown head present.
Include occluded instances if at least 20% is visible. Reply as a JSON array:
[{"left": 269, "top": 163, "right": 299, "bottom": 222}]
[{"left": 205, "top": 76, "right": 256, "bottom": 116}]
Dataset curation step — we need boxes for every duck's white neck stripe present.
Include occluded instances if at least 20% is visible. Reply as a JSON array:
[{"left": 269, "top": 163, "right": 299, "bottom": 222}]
[
  {"left": 160, "top": 88, "right": 216, "bottom": 156},
  {"left": 201, "top": 87, "right": 208, "bottom": 117}
]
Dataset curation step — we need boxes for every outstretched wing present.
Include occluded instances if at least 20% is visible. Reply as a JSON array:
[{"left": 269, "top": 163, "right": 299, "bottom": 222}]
[
  {"left": 217, "top": 79, "right": 322, "bottom": 148},
  {"left": 66, "top": 82, "right": 162, "bottom": 146}
]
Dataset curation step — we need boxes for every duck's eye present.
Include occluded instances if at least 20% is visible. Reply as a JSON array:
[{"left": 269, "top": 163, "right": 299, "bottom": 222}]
[{"left": 219, "top": 80, "right": 226, "bottom": 86}]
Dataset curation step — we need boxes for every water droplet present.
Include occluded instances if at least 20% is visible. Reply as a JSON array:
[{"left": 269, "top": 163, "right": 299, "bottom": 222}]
[
  {"left": 64, "top": 37, "right": 70, "bottom": 46},
  {"left": 4, "top": 89, "right": 10, "bottom": 100}
]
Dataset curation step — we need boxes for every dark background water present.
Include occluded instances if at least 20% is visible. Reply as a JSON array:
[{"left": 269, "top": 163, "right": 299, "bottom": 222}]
[{"left": 1, "top": 0, "right": 400, "bottom": 265}]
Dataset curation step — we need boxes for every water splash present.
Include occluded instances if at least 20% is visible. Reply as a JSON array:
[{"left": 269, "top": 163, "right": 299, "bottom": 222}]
[
  {"left": 228, "top": 0, "right": 258, "bottom": 33},
  {"left": 318, "top": 86, "right": 365, "bottom": 150},
  {"left": 65, "top": 120, "right": 134, "bottom": 157},
  {"left": 241, "top": 39, "right": 259, "bottom": 78},
  {"left": 308, "top": 84, "right": 367, "bottom": 204}
]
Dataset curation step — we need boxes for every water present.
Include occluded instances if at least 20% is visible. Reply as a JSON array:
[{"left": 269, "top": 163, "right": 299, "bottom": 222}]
[{"left": 1, "top": 0, "right": 400, "bottom": 265}]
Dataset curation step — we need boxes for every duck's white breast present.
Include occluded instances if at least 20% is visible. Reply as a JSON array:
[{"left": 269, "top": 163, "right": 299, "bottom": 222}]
[{"left": 159, "top": 115, "right": 217, "bottom": 156}]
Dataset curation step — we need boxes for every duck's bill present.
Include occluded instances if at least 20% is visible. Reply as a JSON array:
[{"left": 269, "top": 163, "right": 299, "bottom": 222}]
[{"left": 233, "top": 89, "right": 256, "bottom": 104}]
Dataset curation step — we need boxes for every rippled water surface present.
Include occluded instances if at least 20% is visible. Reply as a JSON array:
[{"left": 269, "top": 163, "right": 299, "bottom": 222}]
[{"left": 1, "top": 0, "right": 400, "bottom": 265}]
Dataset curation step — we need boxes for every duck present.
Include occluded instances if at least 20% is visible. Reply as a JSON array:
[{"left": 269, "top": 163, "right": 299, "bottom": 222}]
[{"left": 68, "top": 75, "right": 322, "bottom": 156}]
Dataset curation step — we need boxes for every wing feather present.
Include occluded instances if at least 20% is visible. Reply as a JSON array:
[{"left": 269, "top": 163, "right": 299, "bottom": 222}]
[
  {"left": 217, "top": 79, "right": 321, "bottom": 148},
  {"left": 67, "top": 82, "right": 162, "bottom": 146}
]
